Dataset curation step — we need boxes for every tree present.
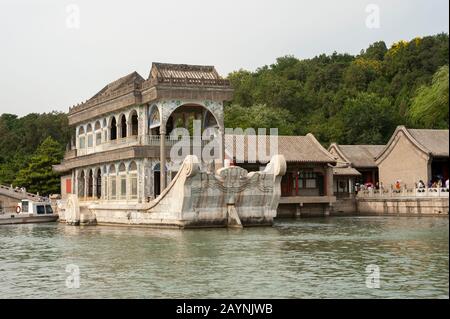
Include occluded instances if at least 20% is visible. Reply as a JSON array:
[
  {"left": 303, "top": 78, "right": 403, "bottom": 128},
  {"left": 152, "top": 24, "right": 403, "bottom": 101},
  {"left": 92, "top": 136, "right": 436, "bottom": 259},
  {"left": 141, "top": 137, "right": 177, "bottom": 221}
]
[
  {"left": 343, "top": 58, "right": 382, "bottom": 91},
  {"left": 227, "top": 70, "right": 255, "bottom": 107},
  {"left": 14, "top": 137, "right": 64, "bottom": 195},
  {"left": 225, "top": 34, "right": 448, "bottom": 145},
  {"left": 360, "top": 41, "right": 388, "bottom": 61},
  {"left": 409, "top": 65, "right": 449, "bottom": 128},
  {"left": 0, "top": 112, "right": 70, "bottom": 185},
  {"left": 337, "top": 92, "right": 398, "bottom": 144},
  {"left": 224, "top": 104, "right": 296, "bottom": 135}
]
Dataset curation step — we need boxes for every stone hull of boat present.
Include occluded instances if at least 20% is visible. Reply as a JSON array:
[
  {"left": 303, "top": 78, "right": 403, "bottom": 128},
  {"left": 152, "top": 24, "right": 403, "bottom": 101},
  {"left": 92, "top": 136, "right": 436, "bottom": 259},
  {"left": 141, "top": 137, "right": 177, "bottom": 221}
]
[{"left": 60, "top": 154, "right": 286, "bottom": 229}]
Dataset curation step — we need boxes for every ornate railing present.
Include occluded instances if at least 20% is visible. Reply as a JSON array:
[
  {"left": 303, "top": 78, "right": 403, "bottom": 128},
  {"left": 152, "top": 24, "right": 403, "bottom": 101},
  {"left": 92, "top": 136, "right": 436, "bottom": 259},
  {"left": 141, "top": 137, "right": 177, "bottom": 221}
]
[
  {"left": 141, "top": 77, "right": 230, "bottom": 90},
  {"left": 65, "top": 135, "right": 212, "bottom": 158},
  {"left": 357, "top": 187, "right": 449, "bottom": 198},
  {"left": 0, "top": 184, "right": 47, "bottom": 201},
  {"left": 69, "top": 82, "right": 141, "bottom": 115}
]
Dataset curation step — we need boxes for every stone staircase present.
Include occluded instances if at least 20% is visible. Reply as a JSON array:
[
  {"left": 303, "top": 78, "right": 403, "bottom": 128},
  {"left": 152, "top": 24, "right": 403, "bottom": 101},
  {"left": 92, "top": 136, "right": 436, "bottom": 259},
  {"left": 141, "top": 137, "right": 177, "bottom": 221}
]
[{"left": 0, "top": 184, "right": 47, "bottom": 202}]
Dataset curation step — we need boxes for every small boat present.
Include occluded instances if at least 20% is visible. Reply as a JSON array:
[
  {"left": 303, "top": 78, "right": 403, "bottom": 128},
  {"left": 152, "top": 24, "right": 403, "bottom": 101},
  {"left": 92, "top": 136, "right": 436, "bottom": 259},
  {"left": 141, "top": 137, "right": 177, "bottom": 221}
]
[{"left": 0, "top": 199, "right": 58, "bottom": 225}]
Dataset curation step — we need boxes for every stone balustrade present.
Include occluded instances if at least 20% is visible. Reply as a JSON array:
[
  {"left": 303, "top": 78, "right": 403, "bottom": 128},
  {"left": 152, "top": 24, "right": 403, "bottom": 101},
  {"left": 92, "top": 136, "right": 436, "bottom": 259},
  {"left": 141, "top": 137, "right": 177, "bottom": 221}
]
[
  {"left": 357, "top": 187, "right": 450, "bottom": 198},
  {"left": 68, "top": 135, "right": 212, "bottom": 158}
]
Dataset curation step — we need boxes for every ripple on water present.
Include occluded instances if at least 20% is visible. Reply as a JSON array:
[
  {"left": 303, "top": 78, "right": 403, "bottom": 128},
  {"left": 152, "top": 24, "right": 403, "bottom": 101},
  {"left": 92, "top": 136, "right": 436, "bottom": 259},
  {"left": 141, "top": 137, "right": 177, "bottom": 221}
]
[{"left": 0, "top": 216, "right": 448, "bottom": 298}]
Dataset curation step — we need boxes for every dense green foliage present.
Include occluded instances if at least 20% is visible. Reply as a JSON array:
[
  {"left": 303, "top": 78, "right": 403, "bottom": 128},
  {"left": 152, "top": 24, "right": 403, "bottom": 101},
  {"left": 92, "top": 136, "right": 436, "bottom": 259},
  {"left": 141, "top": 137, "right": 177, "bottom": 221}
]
[
  {"left": 408, "top": 65, "right": 449, "bottom": 128},
  {"left": 0, "top": 34, "right": 448, "bottom": 195},
  {"left": 0, "top": 112, "right": 69, "bottom": 192},
  {"left": 224, "top": 104, "right": 296, "bottom": 135},
  {"left": 14, "top": 137, "right": 64, "bottom": 196},
  {"left": 226, "top": 34, "right": 449, "bottom": 144}
]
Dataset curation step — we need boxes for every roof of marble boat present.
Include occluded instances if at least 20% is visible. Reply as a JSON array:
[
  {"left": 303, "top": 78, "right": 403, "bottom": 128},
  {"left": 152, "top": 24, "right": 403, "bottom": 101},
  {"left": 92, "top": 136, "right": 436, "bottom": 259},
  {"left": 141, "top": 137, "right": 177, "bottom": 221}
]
[
  {"left": 150, "top": 62, "right": 221, "bottom": 80},
  {"left": 90, "top": 71, "right": 144, "bottom": 100},
  {"left": 69, "top": 62, "right": 228, "bottom": 114}
]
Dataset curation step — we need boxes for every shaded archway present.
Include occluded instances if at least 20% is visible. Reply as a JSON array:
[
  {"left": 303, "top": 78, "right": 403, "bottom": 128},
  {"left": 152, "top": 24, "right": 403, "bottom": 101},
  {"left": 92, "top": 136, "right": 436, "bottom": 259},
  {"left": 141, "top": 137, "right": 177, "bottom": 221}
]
[
  {"left": 78, "top": 170, "right": 85, "bottom": 198},
  {"left": 153, "top": 163, "right": 168, "bottom": 197},
  {"left": 110, "top": 117, "right": 117, "bottom": 141},
  {"left": 96, "top": 169, "right": 102, "bottom": 199},
  {"left": 153, "top": 163, "right": 161, "bottom": 197},
  {"left": 165, "top": 103, "right": 220, "bottom": 136},
  {"left": 88, "top": 169, "right": 94, "bottom": 198},
  {"left": 120, "top": 115, "right": 127, "bottom": 139},
  {"left": 129, "top": 111, "right": 139, "bottom": 136}
]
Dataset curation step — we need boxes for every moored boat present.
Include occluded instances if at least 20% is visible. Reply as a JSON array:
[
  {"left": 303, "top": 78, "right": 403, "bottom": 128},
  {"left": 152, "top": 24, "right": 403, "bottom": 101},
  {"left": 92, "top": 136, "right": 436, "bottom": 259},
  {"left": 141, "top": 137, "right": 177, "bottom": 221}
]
[{"left": 0, "top": 199, "right": 58, "bottom": 225}]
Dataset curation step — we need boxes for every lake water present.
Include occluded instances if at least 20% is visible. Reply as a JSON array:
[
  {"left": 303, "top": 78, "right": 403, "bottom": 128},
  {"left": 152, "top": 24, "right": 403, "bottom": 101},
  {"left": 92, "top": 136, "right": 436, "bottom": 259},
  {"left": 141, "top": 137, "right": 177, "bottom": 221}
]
[{"left": 0, "top": 217, "right": 448, "bottom": 299}]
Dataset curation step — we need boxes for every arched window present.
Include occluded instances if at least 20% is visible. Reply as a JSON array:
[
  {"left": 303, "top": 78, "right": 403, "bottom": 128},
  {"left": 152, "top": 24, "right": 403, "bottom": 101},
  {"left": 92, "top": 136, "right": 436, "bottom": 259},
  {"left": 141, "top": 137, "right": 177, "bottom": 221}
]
[
  {"left": 109, "top": 164, "right": 117, "bottom": 200},
  {"left": 118, "top": 163, "right": 127, "bottom": 200},
  {"left": 78, "top": 126, "right": 86, "bottom": 149},
  {"left": 130, "top": 111, "right": 139, "bottom": 136},
  {"left": 204, "top": 110, "right": 218, "bottom": 129},
  {"left": 78, "top": 126, "right": 85, "bottom": 136},
  {"left": 129, "top": 161, "right": 138, "bottom": 200},
  {"left": 86, "top": 124, "right": 93, "bottom": 148},
  {"left": 120, "top": 115, "right": 127, "bottom": 139},
  {"left": 149, "top": 105, "right": 161, "bottom": 136},
  {"left": 95, "top": 121, "right": 102, "bottom": 146},
  {"left": 110, "top": 117, "right": 117, "bottom": 141}
]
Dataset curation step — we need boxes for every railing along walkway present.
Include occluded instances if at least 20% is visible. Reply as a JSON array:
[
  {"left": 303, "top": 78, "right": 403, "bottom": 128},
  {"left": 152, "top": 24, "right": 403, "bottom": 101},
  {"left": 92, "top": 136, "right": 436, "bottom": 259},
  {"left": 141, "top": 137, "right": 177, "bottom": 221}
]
[
  {"left": 357, "top": 187, "right": 449, "bottom": 198},
  {"left": 0, "top": 184, "right": 47, "bottom": 201}
]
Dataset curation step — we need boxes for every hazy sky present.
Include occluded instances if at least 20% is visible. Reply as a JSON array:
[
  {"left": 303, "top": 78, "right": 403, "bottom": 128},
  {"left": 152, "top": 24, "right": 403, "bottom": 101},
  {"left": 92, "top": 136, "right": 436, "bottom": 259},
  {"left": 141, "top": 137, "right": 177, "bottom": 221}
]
[{"left": 0, "top": 0, "right": 448, "bottom": 116}]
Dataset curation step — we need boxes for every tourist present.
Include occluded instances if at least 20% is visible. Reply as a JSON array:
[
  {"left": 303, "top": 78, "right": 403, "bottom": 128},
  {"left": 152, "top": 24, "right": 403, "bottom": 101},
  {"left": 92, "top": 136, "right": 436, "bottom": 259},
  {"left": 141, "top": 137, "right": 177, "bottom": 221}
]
[
  {"left": 394, "top": 180, "right": 401, "bottom": 193},
  {"left": 430, "top": 181, "right": 438, "bottom": 192},
  {"left": 417, "top": 180, "right": 425, "bottom": 193}
]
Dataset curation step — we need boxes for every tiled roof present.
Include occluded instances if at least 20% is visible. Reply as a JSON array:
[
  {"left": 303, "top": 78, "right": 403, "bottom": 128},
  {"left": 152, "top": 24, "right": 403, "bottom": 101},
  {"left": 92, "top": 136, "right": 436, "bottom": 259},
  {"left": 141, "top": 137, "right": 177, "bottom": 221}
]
[
  {"left": 225, "top": 134, "right": 336, "bottom": 164},
  {"left": 150, "top": 62, "right": 221, "bottom": 80},
  {"left": 90, "top": 71, "right": 144, "bottom": 100},
  {"left": 376, "top": 126, "right": 449, "bottom": 162},
  {"left": 407, "top": 128, "right": 449, "bottom": 157},
  {"left": 336, "top": 145, "right": 384, "bottom": 168},
  {"left": 332, "top": 166, "right": 362, "bottom": 176}
]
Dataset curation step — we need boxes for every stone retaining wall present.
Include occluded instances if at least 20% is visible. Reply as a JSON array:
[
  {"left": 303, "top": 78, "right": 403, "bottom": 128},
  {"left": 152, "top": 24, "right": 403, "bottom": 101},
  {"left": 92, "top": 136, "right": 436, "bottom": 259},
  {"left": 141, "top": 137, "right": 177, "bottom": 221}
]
[{"left": 356, "top": 197, "right": 449, "bottom": 216}]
